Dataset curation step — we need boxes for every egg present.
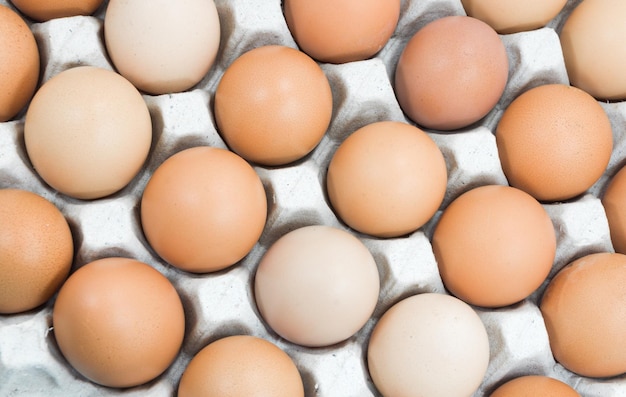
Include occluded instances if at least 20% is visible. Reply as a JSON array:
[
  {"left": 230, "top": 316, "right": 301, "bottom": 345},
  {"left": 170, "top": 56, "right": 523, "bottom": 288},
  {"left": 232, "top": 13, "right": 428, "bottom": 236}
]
[
  {"left": 140, "top": 146, "right": 267, "bottom": 273},
  {"left": 560, "top": 0, "right": 626, "bottom": 100},
  {"left": 496, "top": 84, "right": 612, "bottom": 202},
  {"left": 104, "top": 0, "right": 221, "bottom": 95},
  {"left": 540, "top": 252, "right": 626, "bottom": 378},
  {"left": 254, "top": 225, "right": 379, "bottom": 347},
  {"left": 214, "top": 45, "right": 333, "bottom": 166},
  {"left": 394, "top": 15, "right": 508, "bottom": 131},
  {"left": 326, "top": 121, "right": 446, "bottom": 238},
  {"left": 460, "top": 0, "right": 567, "bottom": 34},
  {"left": 432, "top": 185, "right": 556, "bottom": 308},
  {"left": 52, "top": 257, "right": 185, "bottom": 388},
  {"left": 602, "top": 164, "right": 626, "bottom": 254},
  {"left": 367, "top": 293, "right": 490, "bottom": 397},
  {"left": 178, "top": 335, "right": 304, "bottom": 397},
  {"left": 489, "top": 375, "right": 580, "bottom": 396},
  {"left": 0, "top": 4, "right": 39, "bottom": 122},
  {"left": 0, "top": 189, "right": 73, "bottom": 314},
  {"left": 23, "top": 66, "right": 152, "bottom": 200},
  {"left": 283, "top": 0, "right": 401, "bottom": 64},
  {"left": 9, "top": 0, "right": 104, "bottom": 21}
]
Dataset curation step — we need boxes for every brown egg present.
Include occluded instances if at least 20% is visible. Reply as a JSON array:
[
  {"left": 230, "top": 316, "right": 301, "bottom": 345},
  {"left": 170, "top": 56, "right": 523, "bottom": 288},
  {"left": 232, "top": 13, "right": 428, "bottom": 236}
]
[
  {"left": 0, "top": 4, "right": 39, "bottom": 122},
  {"left": 432, "top": 185, "right": 556, "bottom": 308},
  {"left": 178, "top": 335, "right": 304, "bottom": 397},
  {"left": 52, "top": 257, "right": 185, "bottom": 388},
  {"left": 104, "top": 0, "right": 221, "bottom": 95},
  {"left": 602, "top": 164, "right": 626, "bottom": 254},
  {"left": 540, "top": 252, "right": 626, "bottom": 378},
  {"left": 490, "top": 375, "right": 580, "bottom": 397},
  {"left": 214, "top": 45, "right": 332, "bottom": 166},
  {"left": 496, "top": 84, "right": 612, "bottom": 202},
  {"left": 254, "top": 225, "right": 379, "bottom": 347},
  {"left": 141, "top": 147, "right": 267, "bottom": 273},
  {"left": 326, "top": 121, "right": 447, "bottom": 238},
  {"left": 461, "top": 0, "right": 567, "bottom": 34},
  {"left": 283, "top": 0, "right": 401, "bottom": 64},
  {"left": 0, "top": 189, "right": 73, "bottom": 314},
  {"left": 560, "top": 0, "right": 626, "bottom": 100},
  {"left": 9, "top": 0, "right": 104, "bottom": 21},
  {"left": 394, "top": 15, "right": 508, "bottom": 131},
  {"left": 24, "top": 66, "right": 152, "bottom": 200}
]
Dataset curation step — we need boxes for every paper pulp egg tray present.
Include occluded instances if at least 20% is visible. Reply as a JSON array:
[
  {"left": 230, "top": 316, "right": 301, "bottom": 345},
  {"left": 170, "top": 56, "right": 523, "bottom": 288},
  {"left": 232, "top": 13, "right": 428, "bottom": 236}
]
[{"left": 1, "top": 0, "right": 625, "bottom": 396}]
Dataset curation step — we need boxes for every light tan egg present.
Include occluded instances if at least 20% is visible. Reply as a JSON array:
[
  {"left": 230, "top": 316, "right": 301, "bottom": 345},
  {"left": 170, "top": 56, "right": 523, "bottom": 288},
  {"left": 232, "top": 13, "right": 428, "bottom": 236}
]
[
  {"left": 0, "top": 189, "right": 73, "bottom": 314},
  {"left": 178, "top": 335, "right": 304, "bottom": 397},
  {"left": 10, "top": 0, "right": 104, "bottom": 21},
  {"left": 214, "top": 45, "right": 332, "bottom": 166},
  {"left": 461, "top": 0, "right": 567, "bottom": 34},
  {"left": 496, "top": 84, "right": 612, "bottom": 202},
  {"left": 560, "top": 0, "right": 626, "bottom": 100},
  {"left": 23, "top": 66, "right": 152, "bottom": 200},
  {"left": 0, "top": 4, "right": 39, "bottom": 122},
  {"left": 540, "top": 252, "right": 626, "bottom": 378},
  {"left": 52, "top": 257, "right": 185, "bottom": 388},
  {"left": 140, "top": 146, "right": 267, "bottom": 273},
  {"left": 283, "top": 0, "right": 401, "bottom": 63}
]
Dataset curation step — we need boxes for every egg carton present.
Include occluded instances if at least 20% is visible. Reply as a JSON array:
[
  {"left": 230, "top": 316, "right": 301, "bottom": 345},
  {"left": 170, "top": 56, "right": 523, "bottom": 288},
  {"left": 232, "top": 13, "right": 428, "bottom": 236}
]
[{"left": 1, "top": 0, "right": 626, "bottom": 396}]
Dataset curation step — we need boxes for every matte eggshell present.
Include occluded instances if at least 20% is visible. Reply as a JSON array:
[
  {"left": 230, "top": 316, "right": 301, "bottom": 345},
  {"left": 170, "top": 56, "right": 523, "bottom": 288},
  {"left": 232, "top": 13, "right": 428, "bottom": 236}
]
[
  {"left": 283, "top": 0, "right": 401, "bottom": 63},
  {"left": 104, "top": 0, "right": 221, "bottom": 94},
  {"left": 326, "top": 121, "right": 446, "bottom": 238},
  {"left": 52, "top": 257, "right": 185, "bottom": 388},
  {"left": 540, "top": 252, "right": 626, "bottom": 378},
  {"left": 254, "top": 225, "right": 379, "bottom": 347},
  {"left": 461, "top": 0, "right": 567, "bottom": 34},
  {"left": 394, "top": 15, "right": 508, "bottom": 131},
  {"left": 490, "top": 375, "right": 580, "bottom": 397},
  {"left": 140, "top": 147, "right": 267, "bottom": 273},
  {"left": 496, "top": 84, "right": 613, "bottom": 202},
  {"left": 432, "top": 185, "right": 556, "bottom": 308},
  {"left": 214, "top": 45, "right": 332, "bottom": 166},
  {"left": 178, "top": 335, "right": 304, "bottom": 397},
  {"left": 602, "top": 164, "right": 626, "bottom": 254},
  {"left": 24, "top": 66, "right": 152, "bottom": 200},
  {"left": 560, "top": 0, "right": 626, "bottom": 100},
  {"left": 368, "top": 293, "right": 490, "bottom": 397},
  {"left": 0, "top": 4, "right": 39, "bottom": 122},
  {"left": 0, "top": 189, "right": 73, "bottom": 314},
  {"left": 10, "top": 0, "right": 104, "bottom": 21}
]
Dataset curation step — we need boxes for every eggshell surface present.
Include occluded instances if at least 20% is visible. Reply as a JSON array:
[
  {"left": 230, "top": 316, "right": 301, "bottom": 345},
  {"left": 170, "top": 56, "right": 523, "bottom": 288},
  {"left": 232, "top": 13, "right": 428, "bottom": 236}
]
[
  {"left": 283, "top": 0, "right": 401, "bottom": 64},
  {"left": 178, "top": 335, "right": 304, "bottom": 397},
  {"left": 0, "top": 189, "right": 73, "bottom": 314},
  {"left": 9, "top": 0, "right": 104, "bottom": 21},
  {"left": 141, "top": 147, "right": 267, "bottom": 273},
  {"left": 0, "top": 4, "right": 39, "bottom": 122},
  {"left": 214, "top": 45, "right": 332, "bottom": 166},
  {"left": 104, "top": 0, "right": 221, "bottom": 94},
  {"left": 432, "top": 185, "right": 556, "bottom": 308},
  {"left": 326, "top": 121, "right": 446, "bottom": 238},
  {"left": 394, "top": 15, "right": 508, "bottom": 131},
  {"left": 52, "top": 257, "right": 185, "bottom": 388},
  {"left": 367, "top": 293, "right": 490, "bottom": 397},
  {"left": 461, "top": 0, "right": 567, "bottom": 34},
  {"left": 496, "top": 84, "right": 612, "bottom": 202},
  {"left": 540, "top": 252, "right": 626, "bottom": 378},
  {"left": 602, "top": 164, "right": 626, "bottom": 254},
  {"left": 23, "top": 66, "right": 152, "bottom": 200},
  {"left": 490, "top": 375, "right": 580, "bottom": 397},
  {"left": 560, "top": 0, "right": 626, "bottom": 100},
  {"left": 254, "top": 225, "right": 379, "bottom": 347}
]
